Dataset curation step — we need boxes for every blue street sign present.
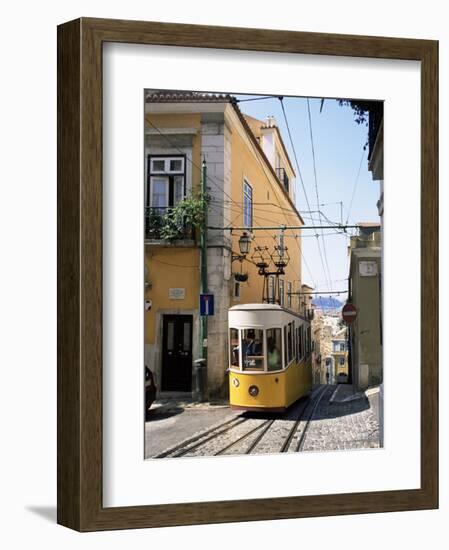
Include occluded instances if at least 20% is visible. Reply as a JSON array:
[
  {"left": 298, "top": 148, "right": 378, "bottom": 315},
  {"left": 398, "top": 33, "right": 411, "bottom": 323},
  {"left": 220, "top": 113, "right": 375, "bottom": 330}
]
[{"left": 200, "top": 294, "right": 214, "bottom": 316}]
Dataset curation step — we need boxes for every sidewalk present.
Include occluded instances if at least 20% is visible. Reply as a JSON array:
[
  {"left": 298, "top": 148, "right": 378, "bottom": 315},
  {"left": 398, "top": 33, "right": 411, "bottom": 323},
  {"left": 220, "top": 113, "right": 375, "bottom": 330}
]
[
  {"left": 329, "top": 383, "right": 356, "bottom": 403},
  {"left": 151, "top": 396, "right": 229, "bottom": 412},
  {"left": 329, "top": 383, "right": 381, "bottom": 406}
]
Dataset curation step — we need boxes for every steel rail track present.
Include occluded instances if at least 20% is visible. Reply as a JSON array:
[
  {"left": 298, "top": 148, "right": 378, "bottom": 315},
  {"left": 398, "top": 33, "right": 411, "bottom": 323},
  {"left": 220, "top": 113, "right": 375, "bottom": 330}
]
[
  {"left": 154, "top": 415, "right": 248, "bottom": 458},
  {"left": 295, "top": 385, "right": 329, "bottom": 452},
  {"left": 154, "top": 385, "right": 332, "bottom": 459},
  {"left": 215, "top": 419, "right": 275, "bottom": 456},
  {"left": 279, "top": 397, "right": 311, "bottom": 453}
]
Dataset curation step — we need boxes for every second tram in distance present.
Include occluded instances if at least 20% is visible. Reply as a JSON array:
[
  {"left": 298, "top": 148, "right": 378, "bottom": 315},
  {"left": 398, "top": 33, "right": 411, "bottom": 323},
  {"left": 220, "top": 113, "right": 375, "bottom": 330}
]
[{"left": 228, "top": 303, "right": 313, "bottom": 412}]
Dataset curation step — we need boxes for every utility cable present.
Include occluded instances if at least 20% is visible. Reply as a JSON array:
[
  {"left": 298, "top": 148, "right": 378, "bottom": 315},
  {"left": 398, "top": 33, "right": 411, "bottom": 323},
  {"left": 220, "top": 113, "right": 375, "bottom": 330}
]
[
  {"left": 307, "top": 98, "right": 333, "bottom": 290},
  {"left": 279, "top": 96, "right": 331, "bottom": 292}
]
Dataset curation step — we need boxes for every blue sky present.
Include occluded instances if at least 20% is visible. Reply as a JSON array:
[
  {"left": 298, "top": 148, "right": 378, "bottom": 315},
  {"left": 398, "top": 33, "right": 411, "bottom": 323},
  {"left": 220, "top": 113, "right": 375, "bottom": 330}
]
[{"left": 235, "top": 94, "right": 381, "bottom": 299}]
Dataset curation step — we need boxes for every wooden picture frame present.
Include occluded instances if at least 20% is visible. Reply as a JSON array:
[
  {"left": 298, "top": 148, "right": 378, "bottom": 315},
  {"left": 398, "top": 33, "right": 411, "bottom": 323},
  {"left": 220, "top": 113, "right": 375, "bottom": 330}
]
[{"left": 57, "top": 17, "right": 438, "bottom": 531}]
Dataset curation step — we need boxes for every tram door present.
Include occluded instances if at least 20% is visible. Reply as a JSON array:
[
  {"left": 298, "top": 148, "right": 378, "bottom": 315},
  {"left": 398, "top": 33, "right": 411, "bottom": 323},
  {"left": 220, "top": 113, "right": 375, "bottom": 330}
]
[{"left": 161, "top": 315, "right": 193, "bottom": 392}]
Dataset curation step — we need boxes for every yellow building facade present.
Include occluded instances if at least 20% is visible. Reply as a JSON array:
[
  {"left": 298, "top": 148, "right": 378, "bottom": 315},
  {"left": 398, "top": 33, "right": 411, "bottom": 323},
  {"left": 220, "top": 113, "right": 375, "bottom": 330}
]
[
  {"left": 331, "top": 331, "right": 349, "bottom": 384},
  {"left": 144, "top": 92, "right": 304, "bottom": 398}
]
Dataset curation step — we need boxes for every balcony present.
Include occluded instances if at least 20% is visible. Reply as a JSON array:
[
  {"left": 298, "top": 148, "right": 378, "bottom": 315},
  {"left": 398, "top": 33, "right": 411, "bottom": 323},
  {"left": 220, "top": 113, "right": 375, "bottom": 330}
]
[
  {"left": 275, "top": 167, "right": 289, "bottom": 193},
  {"left": 145, "top": 207, "right": 196, "bottom": 244}
]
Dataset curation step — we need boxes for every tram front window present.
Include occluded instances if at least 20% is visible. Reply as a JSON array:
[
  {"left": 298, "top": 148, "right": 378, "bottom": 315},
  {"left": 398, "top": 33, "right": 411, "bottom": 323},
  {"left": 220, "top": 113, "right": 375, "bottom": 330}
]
[
  {"left": 266, "top": 328, "right": 282, "bottom": 371},
  {"left": 241, "top": 328, "right": 264, "bottom": 371},
  {"left": 229, "top": 328, "right": 240, "bottom": 368}
]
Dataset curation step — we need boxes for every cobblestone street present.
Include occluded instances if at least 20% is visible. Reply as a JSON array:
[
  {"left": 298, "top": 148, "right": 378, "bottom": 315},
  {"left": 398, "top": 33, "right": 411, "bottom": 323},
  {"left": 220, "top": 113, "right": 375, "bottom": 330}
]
[{"left": 145, "top": 384, "right": 381, "bottom": 459}]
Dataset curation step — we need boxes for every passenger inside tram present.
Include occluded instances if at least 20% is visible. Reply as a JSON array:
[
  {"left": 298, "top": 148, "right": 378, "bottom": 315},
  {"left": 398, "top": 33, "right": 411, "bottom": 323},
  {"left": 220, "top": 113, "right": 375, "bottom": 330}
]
[
  {"left": 267, "top": 336, "right": 281, "bottom": 371},
  {"left": 242, "top": 329, "right": 264, "bottom": 370}
]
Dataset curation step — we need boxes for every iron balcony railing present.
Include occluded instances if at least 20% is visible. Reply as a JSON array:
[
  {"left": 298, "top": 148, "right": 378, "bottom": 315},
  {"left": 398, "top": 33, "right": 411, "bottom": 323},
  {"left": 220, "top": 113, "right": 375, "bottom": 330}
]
[
  {"left": 144, "top": 206, "right": 195, "bottom": 241},
  {"left": 275, "top": 167, "right": 289, "bottom": 193}
]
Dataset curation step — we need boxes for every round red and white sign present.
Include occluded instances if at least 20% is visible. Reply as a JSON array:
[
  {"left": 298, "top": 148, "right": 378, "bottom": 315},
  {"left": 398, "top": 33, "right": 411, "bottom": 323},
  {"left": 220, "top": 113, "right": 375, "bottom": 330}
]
[{"left": 342, "top": 302, "right": 357, "bottom": 324}]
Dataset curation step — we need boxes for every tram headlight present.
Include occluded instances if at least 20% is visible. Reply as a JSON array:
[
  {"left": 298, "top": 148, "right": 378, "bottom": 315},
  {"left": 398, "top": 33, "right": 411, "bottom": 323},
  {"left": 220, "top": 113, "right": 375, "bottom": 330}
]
[
  {"left": 248, "top": 385, "right": 259, "bottom": 397},
  {"left": 232, "top": 378, "right": 240, "bottom": 387}
]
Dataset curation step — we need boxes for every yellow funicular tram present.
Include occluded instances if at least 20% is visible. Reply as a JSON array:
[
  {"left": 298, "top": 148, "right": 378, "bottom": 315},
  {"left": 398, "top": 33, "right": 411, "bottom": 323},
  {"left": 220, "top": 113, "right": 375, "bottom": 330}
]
[{"left": 228, "top": 303, "right": 313, "bottom": 412}]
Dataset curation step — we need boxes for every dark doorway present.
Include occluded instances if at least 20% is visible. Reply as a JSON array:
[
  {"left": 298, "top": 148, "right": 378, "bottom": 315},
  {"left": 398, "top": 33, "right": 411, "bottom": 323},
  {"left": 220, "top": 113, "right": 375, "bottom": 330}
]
[{"left": 161, "top": 315, "right": 193, "bottom": 392}]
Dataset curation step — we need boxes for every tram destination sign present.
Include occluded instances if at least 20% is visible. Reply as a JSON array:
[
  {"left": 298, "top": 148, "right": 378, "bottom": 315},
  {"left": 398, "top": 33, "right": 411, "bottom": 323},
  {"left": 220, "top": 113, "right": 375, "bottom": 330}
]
[{"left": 342, "top": 302, "right": 357, "bottom": 324}]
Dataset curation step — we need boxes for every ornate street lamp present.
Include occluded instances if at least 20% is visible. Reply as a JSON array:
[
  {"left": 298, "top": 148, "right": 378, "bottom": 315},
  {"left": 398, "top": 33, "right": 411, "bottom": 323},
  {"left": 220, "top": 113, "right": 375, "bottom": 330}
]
[
  {"left": 232, "top": 231, "right": 252, "bottom": 282},
  {"left": 238, "top": 231, "right": 251, "bottom": 256},
  {"left": 232, "top": 231, "right": 252, "bottom": 262}
]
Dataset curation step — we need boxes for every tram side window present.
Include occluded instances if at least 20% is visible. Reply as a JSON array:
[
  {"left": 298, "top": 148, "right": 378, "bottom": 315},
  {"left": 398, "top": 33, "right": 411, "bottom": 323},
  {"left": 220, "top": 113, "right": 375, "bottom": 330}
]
[
  {"left": 241, "top": 328, "right": 264, "bottom": 371},
  {"left": 296, "top": 327, "right": 300, "bottom": 361},
  {"left": 287, "top": 322, "right": 293, "bottom": 363},
  {"left": 298, "top": 325, "right": 304, "bottom": 359},
  {"left": 266, "top": 328, "right": 282, "bottom": 371},
  {"left": 304, "top": 326, "right": 309, "bottom": 357},
  {"left": 283, "top": 325, "right": 287, "bottom": 366},
  {"left": 229, "top": 328, "right": 240, "bottom": 368},
  {"left": 292, "top": 322, "right": 296, "bottom": 361}
]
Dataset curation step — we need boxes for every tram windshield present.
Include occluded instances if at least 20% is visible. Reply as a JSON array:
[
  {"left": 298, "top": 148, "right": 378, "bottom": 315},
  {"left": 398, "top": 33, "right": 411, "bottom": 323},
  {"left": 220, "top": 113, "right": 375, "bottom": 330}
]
[
  {"left": 229, "top": 327, "right": 285, "bottom": 371},
  {"left": 241, "top": 328, "right": 264, "bottom": 371}
]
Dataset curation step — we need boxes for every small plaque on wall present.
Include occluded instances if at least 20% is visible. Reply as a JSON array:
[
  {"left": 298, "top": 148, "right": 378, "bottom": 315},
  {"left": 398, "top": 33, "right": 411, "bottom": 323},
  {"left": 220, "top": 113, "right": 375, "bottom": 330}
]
[
  {"left": 359, "top": 260, "right": 378, "bottom": 276},
  {"left": 169, "top": 287, "right": 185, "bottom": 299}
]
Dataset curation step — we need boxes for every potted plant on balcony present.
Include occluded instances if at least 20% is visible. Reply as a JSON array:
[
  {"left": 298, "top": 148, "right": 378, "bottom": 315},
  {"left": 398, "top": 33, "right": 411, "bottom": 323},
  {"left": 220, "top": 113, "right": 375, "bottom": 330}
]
[
  {"left": 145, "top": 207, "right": 165, "bottom": 240},
  {"left": 159, "top": 190, "right": 209, "bottom": 243}
]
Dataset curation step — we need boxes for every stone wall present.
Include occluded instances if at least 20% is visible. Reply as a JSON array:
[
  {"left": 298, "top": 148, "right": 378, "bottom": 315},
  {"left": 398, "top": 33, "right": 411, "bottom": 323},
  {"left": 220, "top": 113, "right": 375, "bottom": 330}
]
[{"left": 201, "top": 119, "right": 233, "bottom": 398}]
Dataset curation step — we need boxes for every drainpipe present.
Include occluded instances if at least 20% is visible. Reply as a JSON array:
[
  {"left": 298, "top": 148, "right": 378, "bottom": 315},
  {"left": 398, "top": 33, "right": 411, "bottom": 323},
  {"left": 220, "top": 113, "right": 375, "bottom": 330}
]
[{"left": 197, "top": 159, "right": 208, "bottom": 402}]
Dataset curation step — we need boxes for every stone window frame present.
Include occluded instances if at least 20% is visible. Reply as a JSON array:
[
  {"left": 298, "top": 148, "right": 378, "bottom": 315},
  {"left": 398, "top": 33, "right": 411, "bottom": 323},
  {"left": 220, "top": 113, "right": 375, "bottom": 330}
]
[
  {"left": 147, "top": 154, "right": 186, "bottom": 209},
  {"left": 243, "top": 178, "right": 253, "bottom": 229}
]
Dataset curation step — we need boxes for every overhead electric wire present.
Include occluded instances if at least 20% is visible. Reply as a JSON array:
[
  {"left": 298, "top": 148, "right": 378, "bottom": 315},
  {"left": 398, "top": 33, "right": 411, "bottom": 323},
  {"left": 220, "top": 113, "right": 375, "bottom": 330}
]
[
  {"left": 299, "top": 249, "right": 317, "bottom": 289},
  {"left": 345, "top": 147, "right": 366, "bottom": 225},
  {"left": 210, "top": 223, "right": 358, "bottom": 231},
  {"left": 210, "top": 201, "right": 303, "bottom": 228},
  {"left": 207, "top": 202, "right": 241, "bottom": 230},
  {"left": 240, "top": 123, "right": 317, "bottom": 289},
  {"left": 211, "top": 198, "right": 339, "bottom": 218},
  {"left": 210, "top": 199, "right": 347, "bottom": 229},
  {"left": 215, "top": 201, "right": 349, "bottom": 238},
  {"left": 209, "top": 197, "right": 349, "bottom": 233},
  {"left": 278, "top": 96, "right": 331, "bottom": 292},
  {"left": 213, "top": 201, "right": 354, "bottom": 239},
  {"left": 306, "top": 98, "right": 333, "bottom": 291}
]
